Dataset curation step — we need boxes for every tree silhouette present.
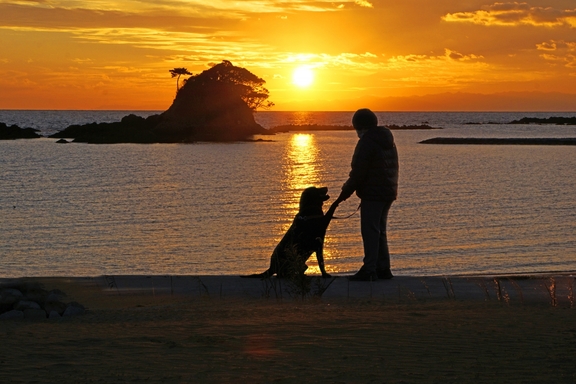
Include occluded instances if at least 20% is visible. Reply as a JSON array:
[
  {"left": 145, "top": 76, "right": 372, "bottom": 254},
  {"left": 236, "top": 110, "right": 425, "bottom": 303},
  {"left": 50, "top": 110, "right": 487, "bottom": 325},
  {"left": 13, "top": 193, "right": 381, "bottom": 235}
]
[
  {"left": 185, "top": 60, "right": 274, "bottom": 111},
  {"left": 169, "top": 67, "right": 192, "bottom": 92},
  {"left": 160, "top": 60, "right": 273, "bottom": 140}
]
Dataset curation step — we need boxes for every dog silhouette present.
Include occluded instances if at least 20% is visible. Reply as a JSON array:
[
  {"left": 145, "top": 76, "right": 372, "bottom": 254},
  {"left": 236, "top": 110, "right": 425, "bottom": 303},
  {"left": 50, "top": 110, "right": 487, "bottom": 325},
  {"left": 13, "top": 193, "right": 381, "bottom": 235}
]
[{"left": 242, "top": 186, "right": 339, "bottom": 279}]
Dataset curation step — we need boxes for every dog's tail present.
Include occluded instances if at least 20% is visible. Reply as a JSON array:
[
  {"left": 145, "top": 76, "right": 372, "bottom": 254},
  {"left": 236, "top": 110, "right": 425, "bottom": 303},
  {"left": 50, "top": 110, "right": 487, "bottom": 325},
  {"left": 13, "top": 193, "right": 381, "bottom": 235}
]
[{"left": 240, "top": 270, "right": 272, "bottom": 279}]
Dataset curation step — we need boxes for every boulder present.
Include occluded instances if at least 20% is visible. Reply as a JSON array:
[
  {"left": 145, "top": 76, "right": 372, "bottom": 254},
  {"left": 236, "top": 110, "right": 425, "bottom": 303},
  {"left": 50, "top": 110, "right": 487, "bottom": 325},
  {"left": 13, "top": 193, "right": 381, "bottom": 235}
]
[
  {"left": 24, "top": 308, "right": 47, "bottom": 320},
  {"left": 44, "top": 300, "right": 67, "bottom": 316},
  {"left": 48, "top": 311, "right": 61, "bottom": 320},
  {"left": 0, "top": 288, "right": 24, "bottom": 306},
  {"left": 14, "top": 300, "right": 41, "bottom": 311},
  {"left": 45, "top": 291, "right": 65, "bottom": 303},
  {"left": 0, "top": 283, "right": 84, "bottom": 320},
  {"left": 63, "top": 302, "right": 85, "bottom": 317},
  {"left": 0, "top": 310, "right": 24, "bottom": 320}
]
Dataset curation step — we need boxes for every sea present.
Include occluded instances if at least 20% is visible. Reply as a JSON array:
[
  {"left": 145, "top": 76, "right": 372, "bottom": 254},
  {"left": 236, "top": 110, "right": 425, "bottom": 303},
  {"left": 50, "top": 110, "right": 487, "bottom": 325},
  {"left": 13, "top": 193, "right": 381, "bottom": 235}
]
[{"left": 1, "top": 110, "right": 576, "bottom": 278}]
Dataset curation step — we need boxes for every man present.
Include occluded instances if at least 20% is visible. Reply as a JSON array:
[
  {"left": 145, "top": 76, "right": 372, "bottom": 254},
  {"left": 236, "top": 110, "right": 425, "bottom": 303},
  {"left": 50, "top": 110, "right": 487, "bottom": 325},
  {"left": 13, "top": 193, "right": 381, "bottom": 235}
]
[{"left": 336, "top": 108, "right": 399, "bottom": 281}]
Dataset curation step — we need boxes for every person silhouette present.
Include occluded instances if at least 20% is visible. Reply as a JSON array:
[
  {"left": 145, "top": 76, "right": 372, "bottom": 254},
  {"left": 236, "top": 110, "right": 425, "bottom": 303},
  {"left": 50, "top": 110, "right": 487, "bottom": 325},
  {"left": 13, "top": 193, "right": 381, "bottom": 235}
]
[{"left": 336, "top": 108, "right": 399, "bottom": 281}]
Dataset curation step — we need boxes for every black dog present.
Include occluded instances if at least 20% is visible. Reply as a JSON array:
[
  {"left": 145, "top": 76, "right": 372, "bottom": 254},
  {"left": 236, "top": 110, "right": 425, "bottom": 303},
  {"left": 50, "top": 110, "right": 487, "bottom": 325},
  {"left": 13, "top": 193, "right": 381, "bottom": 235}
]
[{"left": 242, "top": 186, "right": 339, "bottom": 279}]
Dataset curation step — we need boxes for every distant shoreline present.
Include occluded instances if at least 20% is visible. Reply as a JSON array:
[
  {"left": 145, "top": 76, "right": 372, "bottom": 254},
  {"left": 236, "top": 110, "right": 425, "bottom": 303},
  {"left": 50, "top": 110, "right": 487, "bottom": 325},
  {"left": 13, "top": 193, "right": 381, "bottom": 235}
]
[{"left": 420, "top": 137, "right": 576, "bottom": 145}]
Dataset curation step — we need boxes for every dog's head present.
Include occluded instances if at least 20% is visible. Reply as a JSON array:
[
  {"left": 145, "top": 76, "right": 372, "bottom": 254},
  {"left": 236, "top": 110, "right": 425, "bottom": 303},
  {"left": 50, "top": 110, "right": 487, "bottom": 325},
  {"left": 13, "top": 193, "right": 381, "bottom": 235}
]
[{"left": 299, "top": 186, "right": 330, "bottom": 212}]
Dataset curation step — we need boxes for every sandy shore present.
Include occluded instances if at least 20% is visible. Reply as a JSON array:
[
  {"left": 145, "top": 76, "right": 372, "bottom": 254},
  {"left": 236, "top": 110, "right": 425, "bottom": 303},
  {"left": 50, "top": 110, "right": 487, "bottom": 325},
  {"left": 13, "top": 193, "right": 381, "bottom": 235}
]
[{"left": 1, "top": 275, "right": 575, "bottom": 383}]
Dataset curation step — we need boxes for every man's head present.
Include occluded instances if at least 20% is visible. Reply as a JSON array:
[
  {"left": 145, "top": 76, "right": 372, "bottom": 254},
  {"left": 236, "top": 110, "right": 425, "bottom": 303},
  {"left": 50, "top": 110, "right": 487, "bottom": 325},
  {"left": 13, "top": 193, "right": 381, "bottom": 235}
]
[
  {"left": 352, "top": 108, "right": 377, "bottom": 129},
  {"left": 352, "top": 108, "right": 377, "bottom": 138}
]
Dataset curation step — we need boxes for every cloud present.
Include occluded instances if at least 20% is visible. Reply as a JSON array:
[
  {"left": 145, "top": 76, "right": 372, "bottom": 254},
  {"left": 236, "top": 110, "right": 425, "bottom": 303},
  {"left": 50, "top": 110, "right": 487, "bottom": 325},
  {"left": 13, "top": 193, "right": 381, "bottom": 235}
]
[
  {"left": 537, "top": 40, "right": 576, "bottom": 68},
  {"left": 443, "top": 2, "right": 576, "bottom": 28},
  {"left": 446, "top": 49, "right": 484, "bottom": 61},
  {"left": 537, "top": 40, "right": 576, "bottom": 51},
  {"left": 388, "top": 49, "right": 483, "bottom": 65},
  {"left": 0, "top": 3, "right": 233, "bottom": 31},
  {"left": 354, "top": 0, "right": 373, "bottom": 8},
  {"left": 0, "top": 0, "right": 369, "bottom": 19},
  {"left": 72, "top": 58, "right": 93, "bottom": 64},
  {"left": 536, "top": 41, "right": 557, "bottom": 51},
  {"left": 539, "top": 52, "right": 576, "bottom": 68}
]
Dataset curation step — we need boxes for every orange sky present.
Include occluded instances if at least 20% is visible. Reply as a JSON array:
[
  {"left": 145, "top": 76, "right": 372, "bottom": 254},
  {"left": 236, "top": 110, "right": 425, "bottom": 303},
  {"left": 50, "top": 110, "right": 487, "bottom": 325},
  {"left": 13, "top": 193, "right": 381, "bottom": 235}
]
[{"left": 1, "top": 0, "right": 576, "bottom": 111}]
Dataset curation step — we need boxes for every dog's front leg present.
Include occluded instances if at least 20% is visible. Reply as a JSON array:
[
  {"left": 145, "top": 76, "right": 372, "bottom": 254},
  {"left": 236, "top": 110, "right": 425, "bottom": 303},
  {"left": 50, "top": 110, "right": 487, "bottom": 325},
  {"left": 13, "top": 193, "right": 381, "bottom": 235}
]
[{"left": 315, "top": 237, "right": 331, "bottom": 278}]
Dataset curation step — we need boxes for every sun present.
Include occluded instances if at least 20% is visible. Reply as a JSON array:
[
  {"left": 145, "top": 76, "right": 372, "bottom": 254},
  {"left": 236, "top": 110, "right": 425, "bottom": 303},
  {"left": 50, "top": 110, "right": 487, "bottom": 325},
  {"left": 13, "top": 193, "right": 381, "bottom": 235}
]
[{"left": 292, "top": 66, "right": 314, "bottom": 88}]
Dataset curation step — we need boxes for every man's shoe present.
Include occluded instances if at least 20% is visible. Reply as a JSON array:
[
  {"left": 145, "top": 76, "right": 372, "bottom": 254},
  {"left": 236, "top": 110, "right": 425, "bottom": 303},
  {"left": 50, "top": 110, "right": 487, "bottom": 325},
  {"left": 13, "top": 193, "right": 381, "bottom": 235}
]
[
  {"left": 348, "top": 270, "right": 378, "bottom": 281},
  {"left": 376, "top": 269, "right": 394, "bottom": 279}
]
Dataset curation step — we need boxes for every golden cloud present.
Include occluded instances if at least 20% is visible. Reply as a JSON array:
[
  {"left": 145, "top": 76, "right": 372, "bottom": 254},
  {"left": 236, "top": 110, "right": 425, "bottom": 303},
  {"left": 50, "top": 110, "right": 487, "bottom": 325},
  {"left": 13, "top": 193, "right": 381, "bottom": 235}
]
[
  {"left": 443, "top": 2, "right": 576, "bottom": 28},
  {"left": 354, "top": 0, "right": 373, "bottom": 8},
  {"left": 538, "top": 40, "right": 576, "bottom": 68},
  {"left": 537, "top": 40, "right": 576, "bottom": 51},
  {"left": 0, "top": 0, "right": 371, "bottom": 17}
]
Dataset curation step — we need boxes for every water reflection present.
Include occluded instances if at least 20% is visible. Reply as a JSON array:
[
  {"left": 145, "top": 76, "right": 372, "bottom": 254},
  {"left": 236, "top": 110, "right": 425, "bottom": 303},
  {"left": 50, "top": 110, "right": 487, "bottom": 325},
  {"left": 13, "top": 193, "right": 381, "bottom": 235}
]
[
  {"left": 281, "top": 133, "right": 335, "bottom": 274},
  {"left": 282, "top": 133, "right": 322, "bottom": 212}
]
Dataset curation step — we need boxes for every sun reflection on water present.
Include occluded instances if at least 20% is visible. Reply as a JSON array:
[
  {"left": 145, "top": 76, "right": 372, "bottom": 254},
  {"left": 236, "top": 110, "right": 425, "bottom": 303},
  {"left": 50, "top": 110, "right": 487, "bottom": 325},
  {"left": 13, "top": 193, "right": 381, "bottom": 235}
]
[
  {"left": 282, "top": 133, "right": 322, "bottom": 212},
  {"left": 279, "top": 133, "right": 340, "bottom": 274}
]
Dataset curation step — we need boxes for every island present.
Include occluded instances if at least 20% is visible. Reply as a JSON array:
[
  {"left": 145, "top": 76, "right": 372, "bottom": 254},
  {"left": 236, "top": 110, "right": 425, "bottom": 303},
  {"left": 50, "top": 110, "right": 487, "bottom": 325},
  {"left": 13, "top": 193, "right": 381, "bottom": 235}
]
[
  {"left": 463, "top": 116, "right": 576, "bottom": 125},
  {"left": 420, "top": 137, "right": 576, "bottom": 145},
  {"left": 508, "top": 117, "right": 576, "bottom": 125},
  {"left": 0, "top": 123, "right": 42, "bottom": 140},
  {"left": 50, "top": 61, "right": 272, "bottom": 143}
]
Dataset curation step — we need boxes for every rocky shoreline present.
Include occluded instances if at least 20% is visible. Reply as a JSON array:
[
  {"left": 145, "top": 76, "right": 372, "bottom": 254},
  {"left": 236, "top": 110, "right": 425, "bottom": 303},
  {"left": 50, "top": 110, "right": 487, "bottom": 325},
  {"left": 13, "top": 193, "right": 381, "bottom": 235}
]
[
  {"left": 2, "top": 115, "right": 575, "bottom": 141},
  {"left": 0, "top": 281, "right": 85, "bottom": 320},
  {"left": 0, "top": 122, "right": 42, "bottom": 140}
]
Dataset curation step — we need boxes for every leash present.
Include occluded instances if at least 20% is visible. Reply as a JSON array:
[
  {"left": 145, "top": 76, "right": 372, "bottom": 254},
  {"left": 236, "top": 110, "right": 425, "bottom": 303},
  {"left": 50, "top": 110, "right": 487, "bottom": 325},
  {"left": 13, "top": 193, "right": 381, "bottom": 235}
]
[{"left": 333, "top": 203, "right": 361, "bottom": 220}]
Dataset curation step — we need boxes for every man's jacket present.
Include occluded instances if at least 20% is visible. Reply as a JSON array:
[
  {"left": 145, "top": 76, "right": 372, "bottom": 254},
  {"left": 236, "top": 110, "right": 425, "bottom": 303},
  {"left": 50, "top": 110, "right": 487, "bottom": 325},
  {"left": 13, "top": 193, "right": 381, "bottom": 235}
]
[{"left": 342, "top": 126, "right": 399, "bottom": 201}]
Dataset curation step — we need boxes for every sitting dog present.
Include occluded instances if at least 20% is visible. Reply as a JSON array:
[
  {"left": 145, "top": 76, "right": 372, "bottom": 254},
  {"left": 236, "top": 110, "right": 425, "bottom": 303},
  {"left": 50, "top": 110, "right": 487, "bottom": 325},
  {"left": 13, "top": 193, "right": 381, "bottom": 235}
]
[{"left": 242, "top": 186, "right": 339, "bottom": 279}]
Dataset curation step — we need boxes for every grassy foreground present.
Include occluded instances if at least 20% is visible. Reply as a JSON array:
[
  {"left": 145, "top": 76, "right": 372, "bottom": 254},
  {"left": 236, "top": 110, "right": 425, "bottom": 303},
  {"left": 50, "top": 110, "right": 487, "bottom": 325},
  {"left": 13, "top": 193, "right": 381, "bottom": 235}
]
[{"left": 0, "top": 278, "right": 575, "bottom": 383}]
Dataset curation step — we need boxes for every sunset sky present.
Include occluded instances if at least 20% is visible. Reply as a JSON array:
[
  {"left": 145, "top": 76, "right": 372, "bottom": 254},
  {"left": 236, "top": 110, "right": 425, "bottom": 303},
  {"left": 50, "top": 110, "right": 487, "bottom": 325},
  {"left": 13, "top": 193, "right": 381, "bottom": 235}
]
[{"left": 1, "top": 0, "right": 575, "bottom": 110}]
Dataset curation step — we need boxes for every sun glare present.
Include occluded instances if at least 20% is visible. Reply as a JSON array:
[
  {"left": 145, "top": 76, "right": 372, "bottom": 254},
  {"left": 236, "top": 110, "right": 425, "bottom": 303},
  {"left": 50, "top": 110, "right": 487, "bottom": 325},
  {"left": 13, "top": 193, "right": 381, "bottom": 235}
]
[{"left": 292, "top": 66, "right": 314, "bottom": 88}]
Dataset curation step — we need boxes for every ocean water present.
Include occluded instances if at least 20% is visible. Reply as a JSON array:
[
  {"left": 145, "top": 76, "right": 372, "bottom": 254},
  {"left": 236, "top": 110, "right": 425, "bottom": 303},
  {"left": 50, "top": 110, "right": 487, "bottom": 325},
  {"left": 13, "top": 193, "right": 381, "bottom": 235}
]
[{"left": 1, "top": 110, "right": 576, "bottom": 277}]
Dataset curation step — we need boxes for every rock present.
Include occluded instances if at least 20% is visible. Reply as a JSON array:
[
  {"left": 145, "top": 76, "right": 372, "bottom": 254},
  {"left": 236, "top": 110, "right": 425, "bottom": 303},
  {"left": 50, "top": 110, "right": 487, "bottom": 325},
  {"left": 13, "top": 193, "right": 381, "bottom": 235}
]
[
  {"left": 1, "top": 288, "right": 24, "bottom": 298},
  {"left": 44, "top": 300, "right": 67, "bottom": 315},
  {"left": 24, "top": 308, "right": 47, "bottom": 320},
  {"left": 48, "top": 311, "right": 61, "bottom": 319},
  {"left": 508, "top": 116, "right": 576, "bottom": 125},
  {"left": 56, "top": 138, "right": 69, "bottom": 143},
  {"left": 1, "top": 288, "right": 25, "bottom": 313},
  {"left": 0, "top": 283, "right": 85, "bottom": 320},
  {"left": 46, "top": 289, "right": 67, "bottom": 303},
  {"left": 63, "top": 302, "right": 85, "bottom": 317},
  {"left": 14, "top": 300, "right": 41, "bottom": 311},
  {"left": 420, "top": 137, "right": 576, "bottom": 145},
  {"left": 50, "top": 116, "right": 161, "bottom": 144},
  {"left": 0, "top": 122, "right": 42, "bottom": 140},
  {"left": 25, "top": 289, "right": 48, "bottom": 303},
  {"left": 0, "top": 288, "right": 24, "bottom": 305},
  {"left": 0, "top": 310, "right": 24, "bottom": 320}
]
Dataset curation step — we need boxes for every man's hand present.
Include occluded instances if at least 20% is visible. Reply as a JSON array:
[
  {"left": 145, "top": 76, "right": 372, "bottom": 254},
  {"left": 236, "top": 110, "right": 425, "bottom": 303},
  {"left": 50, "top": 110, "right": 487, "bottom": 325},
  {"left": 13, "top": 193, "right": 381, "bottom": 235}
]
[{"left": 335, "top": 191, "right": 348, "bottom": 205}]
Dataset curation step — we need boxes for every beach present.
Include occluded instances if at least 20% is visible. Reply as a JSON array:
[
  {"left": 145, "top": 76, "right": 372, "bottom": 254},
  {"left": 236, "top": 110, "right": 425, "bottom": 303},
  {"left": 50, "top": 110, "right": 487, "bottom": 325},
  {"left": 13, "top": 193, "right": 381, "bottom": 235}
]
[{"left": 1, "top": 275, "right": 575, "bottom": 383}]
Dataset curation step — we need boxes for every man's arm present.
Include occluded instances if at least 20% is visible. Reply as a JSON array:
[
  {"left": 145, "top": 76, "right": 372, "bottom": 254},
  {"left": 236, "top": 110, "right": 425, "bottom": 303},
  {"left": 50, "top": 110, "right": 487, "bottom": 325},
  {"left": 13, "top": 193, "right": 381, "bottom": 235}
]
[{"left": 338, "top": 137, "right": 375, "bottom": 201}]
